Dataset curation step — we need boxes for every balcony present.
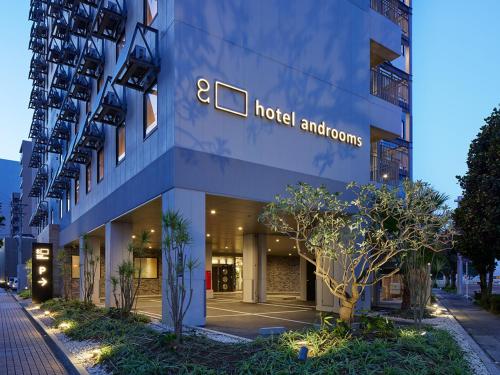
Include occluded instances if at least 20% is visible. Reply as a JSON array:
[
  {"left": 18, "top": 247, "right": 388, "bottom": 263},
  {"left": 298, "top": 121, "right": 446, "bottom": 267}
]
[
  {"left": 47, "top": 88, "right": 64, "bottom": 109},
  {"left": 29, "top": 36, "right": 46, "bottom": 54},
  {"left": 52, "top": 16, "right": 71, "bottom": 40},
  {"left": 48, "top": 36, "right": 79, "bottom": 66},
  {"left": 29, "top": 201, "right": 48, "bottom": 227},
  {"left": 47, "top": 137, "right": 63, "bottom": 154},
  {"left": 93, "top": 0, "right": 126, "bottom": 42},
  {"left": 47, "top": 175, "right": 70, "bottom": 199},
  {"left": 91, "top": 76, "right": 126, "bottom": 126},
  {"left": 30, "top": 71, "right": 47, "bottom": 88},
  {"left": 114, "top": 23, "right": 160, "bottom": 92},
  {"left": 76, "top": 117, "right": 105, "bottom": 150},
  {"left": 29, "top": 164, "right": 49, "bottom": 198},
  {"left": 77, "top": 37, "right": 104, "bottom": 79},
  {"left": 47, "top": 0, "right": 65, "bottom": 19},
  {"left": 60, "top": 160, "right": 80, "bottom": 179},
  {"left": 370, "top": 64, "right": 409, "bottom": 111},
  {"left": 59, "top": 98, "right": 80, "bottom": 123},
  {"left": 28, "top": 150, "right": 43, "bottom": 169},
  {"left": 29, "top": 1, "right": 46, "bottom": 23},
  {"left": 69, "top": 74, "right": 92, "bottom": 101},
  {"left": 371, "top": 0, "right": 410, "bottom": 38},
  {"left": 31, "top": 21, "right": 49, "bottom": 40},
  {"left": 52, "top": 116, "right": 71, "bottom": 140},
  {"left": 29, "top": 87, "right": 47, "bottom": 110},
  {"left": 29, "top": 53, "right": 48, "bottom": 79},
  {"left": 370, "top": 138, "right": 410, "bottom": 186},
  {"left": 52, "top": 65, "right": 71, "bottom": 91},
  {"left": 70, "top": 3, "right": 92, "bottom": 37}
]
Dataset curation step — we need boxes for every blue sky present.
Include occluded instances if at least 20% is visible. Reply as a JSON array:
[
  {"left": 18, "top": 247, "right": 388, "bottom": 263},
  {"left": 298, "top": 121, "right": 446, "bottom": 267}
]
[{"left": 0, "top": 1, "right": 499, "bottom": 207}]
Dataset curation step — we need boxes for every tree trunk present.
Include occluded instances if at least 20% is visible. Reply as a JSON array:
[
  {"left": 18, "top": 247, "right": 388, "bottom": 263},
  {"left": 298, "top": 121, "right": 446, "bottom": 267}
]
[
  {"left": 401, "top": 274, "right": 411, "bottom": 311},
  {"left": 479, "top": 272, "right": 489, "bottom": 305},
  {"left": 339, "top": 300, "right": 354, "bottom": 324},
  {"left": 487, "top": 269, "right": 494, "bottom": 298}
]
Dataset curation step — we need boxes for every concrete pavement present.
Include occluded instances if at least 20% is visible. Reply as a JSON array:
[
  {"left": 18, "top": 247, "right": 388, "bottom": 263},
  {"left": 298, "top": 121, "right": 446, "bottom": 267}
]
[
  {"left": 0, "top": 289, "right": 69, "bottom": 375},
  {"left": 436, "top": 290, "right": 500, "bottom": 374}
]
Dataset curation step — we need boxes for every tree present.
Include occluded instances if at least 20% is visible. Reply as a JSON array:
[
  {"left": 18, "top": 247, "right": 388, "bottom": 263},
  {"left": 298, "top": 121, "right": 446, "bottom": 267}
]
[
  {"left": 111, "top": 231, "right": 150, "bottom": 316},
  {"left": 56, "top": 249, "right": 72, "bottom": 300},
  {"left": 260, "top": 181, "right": 452, "bottom": 324},
  {"left": 454, "top": 106, "right": 500, "bottom": 304},
  {"left": 162, "top": 211, "right": 198, "bottom": 342},
  {"left": 81, "top": 236, "right": 100, "bottom": 305}
]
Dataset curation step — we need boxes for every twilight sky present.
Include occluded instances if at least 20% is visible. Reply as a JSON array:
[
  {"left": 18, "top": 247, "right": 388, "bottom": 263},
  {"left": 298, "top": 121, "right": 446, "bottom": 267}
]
[{"left": 1, "top": 1, "right": 499, "bottom": 207}]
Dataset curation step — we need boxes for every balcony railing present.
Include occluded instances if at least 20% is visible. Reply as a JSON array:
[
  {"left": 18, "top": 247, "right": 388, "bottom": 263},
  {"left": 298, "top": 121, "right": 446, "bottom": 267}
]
[
  {"left": 370, "top": 138, "right": 410, "bottom": 186},
  {"left": 370, "top": 65, "right": 409, "bottom": 110},
  {"left": 371, "top": 0, "right": 410, "bottom": 37}
]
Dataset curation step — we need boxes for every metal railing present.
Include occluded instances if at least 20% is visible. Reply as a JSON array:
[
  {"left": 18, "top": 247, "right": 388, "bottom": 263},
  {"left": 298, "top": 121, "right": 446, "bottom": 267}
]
[
  {"left": 371, "top": 0, "right": 410, "bottom": 37},
  {"left": 370, "top": 66, "right": 409, "bottom": 110}
]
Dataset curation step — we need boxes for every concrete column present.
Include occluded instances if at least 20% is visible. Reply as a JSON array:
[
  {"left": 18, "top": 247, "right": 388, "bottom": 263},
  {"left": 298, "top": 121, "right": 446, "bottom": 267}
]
[
  {"left": 299, "top": 256, "right": 307, "bottom": 301},
  {"left": 242, "top": 234, "right": 258, "bottom": 303},
  {"left": 257, "top": 234, "right": 267, "bottom": 303},
  {"left": 79, "top": 236, "right": 101, "bottom": 304},
  {"left": 206, "top": 246, "right": 213, "bottom": 299},
  {"left": 457, "top": 254, "right": 464, "bottom": 294},
  {"left": 162, "top": 188, "right": 206, "bottom": 327},
  {"left": 105, "top": 222, "right": 132, "bottom": 307}
]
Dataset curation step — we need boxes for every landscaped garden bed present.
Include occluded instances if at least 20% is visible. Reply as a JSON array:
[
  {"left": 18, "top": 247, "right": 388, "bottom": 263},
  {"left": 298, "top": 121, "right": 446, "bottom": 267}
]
[{"left": 38, "top": 298, "right": 474, "bottom": 375}]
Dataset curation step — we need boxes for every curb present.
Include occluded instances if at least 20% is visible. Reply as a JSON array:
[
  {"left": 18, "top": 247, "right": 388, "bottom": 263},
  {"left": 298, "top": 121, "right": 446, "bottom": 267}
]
[{"left": 16, "top": 298, "right": 90, "bottom": 375}]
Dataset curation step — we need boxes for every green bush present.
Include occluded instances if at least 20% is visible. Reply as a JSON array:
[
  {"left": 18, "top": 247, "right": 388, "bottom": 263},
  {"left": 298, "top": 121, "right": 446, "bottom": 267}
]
[
  {"left": 18, "top": 289, "right": 31, "bottom": 299},
  {"left": 39, "top": 299, "right": 473, "bottom": 375},
  {"left": 489, "top": 295, "right": 500, "bottom": 314}
]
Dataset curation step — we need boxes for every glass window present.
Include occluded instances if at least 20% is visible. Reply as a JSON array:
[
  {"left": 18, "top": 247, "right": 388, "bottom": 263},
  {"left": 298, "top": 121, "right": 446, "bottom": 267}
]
[
  {"left": 75, "top": 179, "right": 80, "bottom": 205},
  {"left": 144, "top": 83, "right": 158, "bottom": 137},
  {"left": 71, "top": 256, "right": 80, "bottom": 279},
  {"left": 116, "top": 124, "right": 126, "bottom": 164},
  {"left": 66, "top": 190, "right": 70, "bottom": 212},
  {"left": 59, "top": 199, "right": 63, "bottom": 219},
  {"left": 134, "top": 257, "right": 158, "bottom": 279},
  {"left": 97, "top": 148, "right": 104, "bottom": 182},
  {"left": 86, "top": 164, "right": 92, "bottom": 193},
  {"left": 144, "top": 0, "right": 158, "bottom": 26}
]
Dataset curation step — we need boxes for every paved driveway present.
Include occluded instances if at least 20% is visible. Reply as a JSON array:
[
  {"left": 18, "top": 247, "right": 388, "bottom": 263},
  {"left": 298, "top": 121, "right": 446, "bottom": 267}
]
[{"left": 133, "top": 295, "right": 321, "bottom": 339}]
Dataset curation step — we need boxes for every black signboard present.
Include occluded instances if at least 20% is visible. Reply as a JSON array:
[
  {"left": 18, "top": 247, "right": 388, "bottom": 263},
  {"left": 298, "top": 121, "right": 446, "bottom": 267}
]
[{"left": 32, "top": 242, "right": 53, "bottom": 303}]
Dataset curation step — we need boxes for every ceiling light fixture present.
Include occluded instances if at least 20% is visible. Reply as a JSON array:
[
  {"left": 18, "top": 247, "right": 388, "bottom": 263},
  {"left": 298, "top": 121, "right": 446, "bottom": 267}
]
[
  {"left": 276, "top": 239, "right": 280, "bottom": 242},
  {"left": 206, "top": 233, "right": 211, "bottom": 237},
  {"left": 210, "top": 209, "right": 216, "bottom": 215},
  {"left": 131, "top": 235, "right": 136, "bottom": 239},
  {"left": 268, "top": 248, "right": 271, "bottom": 252},
  {"left": 237, "top": 226, "right": 243, "bottom": 231},
  {"left": 150, "top": 229, "right": 155, "bottom": 233}
]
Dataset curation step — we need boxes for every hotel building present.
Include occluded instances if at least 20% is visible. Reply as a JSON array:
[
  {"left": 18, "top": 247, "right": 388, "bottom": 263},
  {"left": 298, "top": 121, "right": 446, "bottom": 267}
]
[{"left": 25, "top": 0, "right": 412, "bottom": 325}]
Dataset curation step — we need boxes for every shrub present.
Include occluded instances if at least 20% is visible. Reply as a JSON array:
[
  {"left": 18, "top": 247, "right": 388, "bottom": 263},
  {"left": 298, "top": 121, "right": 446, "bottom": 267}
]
[
  {"left": 18, "top": 289, "right": 31, "bottom": 299},
  {"left": 489, "top": 295, "right": 500, "bottom": 314}
]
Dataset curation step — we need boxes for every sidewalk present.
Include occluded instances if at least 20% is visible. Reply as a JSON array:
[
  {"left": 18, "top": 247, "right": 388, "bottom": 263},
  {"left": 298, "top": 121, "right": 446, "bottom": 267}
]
[
  {"left": 0, "top": 289, "right": 68, "bottom": 375},
  {"left": 435, "top": 290, "right": 500, "bottom": 374}
]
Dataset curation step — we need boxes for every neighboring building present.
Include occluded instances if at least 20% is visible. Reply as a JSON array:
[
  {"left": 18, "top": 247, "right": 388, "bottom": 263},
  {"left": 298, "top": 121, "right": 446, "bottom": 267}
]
[
  {"left": 0, "top": 158, "right": 21, "bottom": 238},
  {"left": 26, "top": 0, "right": 412, "bottom": 325}
]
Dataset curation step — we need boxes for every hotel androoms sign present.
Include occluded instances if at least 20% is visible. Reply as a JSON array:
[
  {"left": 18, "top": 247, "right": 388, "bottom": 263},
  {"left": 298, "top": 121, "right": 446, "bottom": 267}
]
[
  {"left": 196, "top": 78, "right": 363, "bottom": 147},
  {"left": 32, "top": 243, "right": 53, "bottom": 303}
]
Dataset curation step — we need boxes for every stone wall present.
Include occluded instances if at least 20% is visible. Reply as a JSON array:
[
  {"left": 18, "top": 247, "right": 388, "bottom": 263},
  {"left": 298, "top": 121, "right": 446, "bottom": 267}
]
[{"left": 266, "top": 255, "right": 300, "bottom": 294}]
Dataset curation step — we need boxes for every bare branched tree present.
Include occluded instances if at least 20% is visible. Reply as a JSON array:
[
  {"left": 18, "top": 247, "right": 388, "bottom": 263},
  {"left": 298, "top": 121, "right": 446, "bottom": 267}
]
[
  {"left": 82, "top": 236, "right": 100, "bottom": 305},
  {"left": 260, "top": 180, "right": 453, "bottom": 324}
]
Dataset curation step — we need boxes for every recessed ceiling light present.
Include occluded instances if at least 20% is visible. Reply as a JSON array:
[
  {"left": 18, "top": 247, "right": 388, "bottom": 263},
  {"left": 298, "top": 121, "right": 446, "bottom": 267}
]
[
  {"left": 276, "top": 239, "right": 280, "bottom": 242},
  {"left": 237, "top": 226, "right": 243, "bottom": 231},
  {"left": 268, "top": 248, "right": 271, "bottom": 252},
  {"left": 150, "top": 229, "right": 155, "bottom": 233},
  {"left": 225, "top": 246, "right": 228, "bottom": 249},
  {"left": 206, "top": 233, "right": 211, "bottom": 237},
  {"left": 288, "top": 253, "right": 292, "bottom": 256},
  {"left": 148, "top": 245, "right": 152, "bottom": 249},
  {"left": 210, "top": 209, "right": 216, "bottom": 215},
  {"left": 382, "top": 174, "right": 388, "bottom": 179},
  {"left": 131, "top": 235, "right": 136, "bottom": 239}
]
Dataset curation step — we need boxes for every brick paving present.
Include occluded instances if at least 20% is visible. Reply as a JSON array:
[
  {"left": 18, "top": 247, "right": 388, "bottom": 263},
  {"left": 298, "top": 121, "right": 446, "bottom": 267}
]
[{"left": 0, "top": 289, "right": 68, "bottom": 375}]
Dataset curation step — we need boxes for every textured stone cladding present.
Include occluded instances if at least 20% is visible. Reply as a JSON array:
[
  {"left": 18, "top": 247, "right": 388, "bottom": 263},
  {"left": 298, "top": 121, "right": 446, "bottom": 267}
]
[{"left": 266, "top": 256, "right": 300, "bottom": 293}]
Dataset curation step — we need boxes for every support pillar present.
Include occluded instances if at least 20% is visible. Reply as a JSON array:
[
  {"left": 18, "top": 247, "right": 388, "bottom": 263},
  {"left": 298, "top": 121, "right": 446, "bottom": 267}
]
[
  {"left": 299, "top": 256, "right": 307, "bottom": 301},
  {"left": 105, "top": 222, "right": 132, "bottom": 307},
  {"left": 257, "top": 234, "right": 267, "bottom": 303},
  {"left": 242, "top": 234, "right": 258, "bottom": 303},
  {"left": 206, "top": 246, "right": 213, "bottom": 299},
  {"left": 162, "top": 188, "right": 206, "bottom": 327}
]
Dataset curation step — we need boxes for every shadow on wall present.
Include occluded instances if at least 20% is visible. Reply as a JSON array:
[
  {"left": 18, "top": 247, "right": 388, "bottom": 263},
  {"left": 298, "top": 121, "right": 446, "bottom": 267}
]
[{"left": 174, "top": 0, "right": 367, "bottom": 178}]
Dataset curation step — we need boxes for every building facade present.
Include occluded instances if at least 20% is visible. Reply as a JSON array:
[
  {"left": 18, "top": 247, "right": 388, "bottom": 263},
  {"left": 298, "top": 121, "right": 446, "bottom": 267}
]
[{"left": 26, "top": 0, "right": 412, "bottom": 325}]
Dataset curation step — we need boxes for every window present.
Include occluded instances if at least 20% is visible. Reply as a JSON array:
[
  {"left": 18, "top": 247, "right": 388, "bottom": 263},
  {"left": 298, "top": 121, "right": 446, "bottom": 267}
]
[
  {"left": 66, "top": 190, "right": 70, "bottom": 212},
  {"left": 134, "top": 257, "right": 158, "bottom": 278},
  {"left": 144, "top": 0, "right": 158, "bottom": 26},
  {"left": 116, "top": 123, "right": 126, "bottom": 164},
  {"left": 143, "top": 83, "right": 158, "bottom": 137},
  {"left": 116, "top": 32, "right": 126, "bottom": 62},
  {"left": 75, "top": 179, "right": 80, "bottom": 205},
  {"left": 71, "top": 256, "right": 80, "bottom": 278},
  {"left": 97, "top": 148, "right": 104, "bottom": 182},
  {"left": 59, "top": 199, "right": 63, "bottom": 219},
  {"left": 86, "top": 164, "right": 92, "bottom": 193}
]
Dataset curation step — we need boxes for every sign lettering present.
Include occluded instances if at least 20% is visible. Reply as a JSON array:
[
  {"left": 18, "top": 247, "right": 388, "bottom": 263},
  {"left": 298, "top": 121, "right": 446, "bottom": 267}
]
[{"left": 32, "top": 243, "right": 53, "bottom": 303}]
